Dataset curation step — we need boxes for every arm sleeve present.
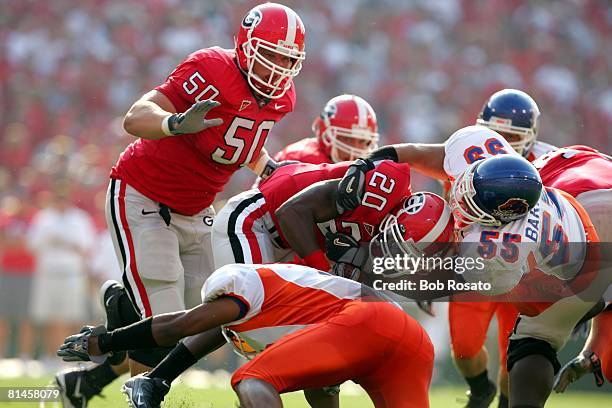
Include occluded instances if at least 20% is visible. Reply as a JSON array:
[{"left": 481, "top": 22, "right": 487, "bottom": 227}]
[{"left": 201, "top": 265, "right": 265, "bottom": 322}]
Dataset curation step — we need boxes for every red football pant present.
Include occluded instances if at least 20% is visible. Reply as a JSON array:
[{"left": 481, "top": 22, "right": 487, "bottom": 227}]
[
  {"left": 231, "top": 301, "right": 434, "bottom": 408},
  {"left": 449, "top": 301, "right": 518, "bottom": 365}
]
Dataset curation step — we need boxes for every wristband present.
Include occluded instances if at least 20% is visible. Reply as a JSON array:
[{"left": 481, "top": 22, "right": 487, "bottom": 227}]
[
  {"left": 303, "top": 250, "right": 331, "bottom": 272},
  {"left": 161, "top": 115, "right": 174, "bottom": 136},
  {"left": 253, "top": 152, "right": 271, "bottom": 176}
]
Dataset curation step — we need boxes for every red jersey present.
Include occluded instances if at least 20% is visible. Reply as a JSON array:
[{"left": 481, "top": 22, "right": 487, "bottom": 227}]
[
  {"left": 259, "top": 160, "right": 411, "bottom": 247},
  {"left": 274, "top": 137, "right": 331, "bottom": 164},
  {"left": 533, "top": 145, "right": 612, "bottom": 197},
  {"left": 111, "top": 47, "right": 296, "bottom": 215}
]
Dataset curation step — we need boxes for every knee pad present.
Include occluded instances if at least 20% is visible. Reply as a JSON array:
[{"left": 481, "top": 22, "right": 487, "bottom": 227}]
[
  {"left": 128, "top": 346, "right": 175, "bottom": 368},
  {"left": 507, "top": 338, "right": 560, "bottom": 374}
]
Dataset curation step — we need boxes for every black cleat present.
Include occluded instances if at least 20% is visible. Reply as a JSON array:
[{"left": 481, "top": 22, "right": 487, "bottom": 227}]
[
  {"left": 55, "top": 368, "right": 103, "bottom": 408},
  {"left": 121, "top": 374, "right": 170, "bottom": 408},
  {"left": 464, "top": 379, "right": 497, "bottom": 408},
  {"left": 100, "top": 280, "right": 127, "bottom": 331},
  {"left": 99, "top": 280, "right": 130, "bottom": 365}
]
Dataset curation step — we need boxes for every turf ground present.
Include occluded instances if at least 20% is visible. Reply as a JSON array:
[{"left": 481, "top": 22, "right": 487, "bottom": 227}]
[{"left": 0, "top": 376, "right": 609, "bottom": 408}]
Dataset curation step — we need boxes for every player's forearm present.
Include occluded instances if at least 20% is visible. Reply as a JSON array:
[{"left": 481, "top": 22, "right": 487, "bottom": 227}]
[
  {"left": 123, "top": 100, "right": 176, "bottom": 140},
  {"left": 93, "top": 298, "right": 240, "bottom": 354},
  {"left": 248, "top": 148, "right": 272, "bottom": 176},
  {"left": 276, "top": 202, "right": 320, "bottom": 258},
  {"left": 393, "top": 143, "right": 447, "bottom": 180}
]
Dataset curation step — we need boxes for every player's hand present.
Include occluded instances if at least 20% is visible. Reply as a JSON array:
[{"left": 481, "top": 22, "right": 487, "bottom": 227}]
[
  {"left": 553, "top": 351, "right": 604, "bottom": 393},
  {"left": 260, "top": 159, "right": 299, "bottom": 181},
  {"left": 336, "top": 158, "right": 374, "bottom": 213},
  {"left": 417, "top": 300, "right": 436, "bottom": 317},
  {"left": 325, "top": 232, "right": 368, "bottom": 282},
  {"left": 332, "top": 262, "right": 361, "bottom": 281},
  {"left": 166, "top": 99, "right": 223, "bottom": 135},
  {"left": 57, "top": 325, "right": 109, "bottom": 364}
]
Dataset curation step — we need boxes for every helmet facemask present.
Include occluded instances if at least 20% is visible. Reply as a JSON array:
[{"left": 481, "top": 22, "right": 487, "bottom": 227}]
[
  {"left": 451, "top": 162, "right": 502, "bottom": 228},
  {"left": 476, "top": 117, "right": 537, "bottom": 156},
  {"left": 241, "top": 36, "right": 304, "bottom": 99},
  {"left": 321, "top": 125, "right": 379, "bottom": 163}
]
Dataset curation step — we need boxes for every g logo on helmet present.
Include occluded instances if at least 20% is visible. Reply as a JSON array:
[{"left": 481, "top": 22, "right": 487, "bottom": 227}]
[
  {"left": 242, "top": 9, "right": 262, "bottom": 29},
  {"left": 322, "top": 102, "right": 337, "bottom": 119},
  {"left": 493, "top": 198, "right": 529, "bottom": 221},
  {"left": 404, "top": 193, "right": 426, "bottom": 214}
]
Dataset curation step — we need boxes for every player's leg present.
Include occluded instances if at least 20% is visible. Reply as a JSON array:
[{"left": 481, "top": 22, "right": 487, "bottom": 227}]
[
  {"left": 357, "top": 303, "right": 434, "bottom": 408},
  {"left": 508, "top": 298, "right": 601, "bottom": 407},
  {"left": 106, "top": 179, "right": 184, "bottom": 375},
  {"left": 232, "top": 301, "right": 432, "bottom": 408},
  {"left": 449, "top": 301, "right": 497, "bottom": 407},
  {"left": 212, "top": 189, "right": 278, "bottom": 268},
  {"left": 178, "top": 205, "right": 215, "bottom": 310},
  {"left": 588, "top": 306, "right": 612, "bottom": 381},
  {"left": 494, "top": 303, "right": 519, "bottom": 408},
  {"left": 122, "top": 328, "right": 226, "bottom": 407},
  {"left": 235, "top": 379, "right": 283, "bottom": 408}
]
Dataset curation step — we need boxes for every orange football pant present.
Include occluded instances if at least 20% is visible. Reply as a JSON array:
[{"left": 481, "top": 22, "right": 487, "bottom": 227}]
[
  {"left": 231, "top": 301, "right": 434, "bottom": 408},
  {"left": 449, "top": 301, "right": 518, "bottom": 365}
]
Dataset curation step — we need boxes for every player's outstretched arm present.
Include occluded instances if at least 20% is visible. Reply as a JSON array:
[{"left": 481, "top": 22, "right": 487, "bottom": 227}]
[
  {"left": 123, "top": 90, "right": 223, "bottom": 140},
  {"left": 394, "top": 143, "right": 447, "bottom": 179},
  {"left": 276, "top": 179, "right": 341, "bottom": 271},
  {"left": 58, "top": 297, "right": 241, "bottom": 362}
]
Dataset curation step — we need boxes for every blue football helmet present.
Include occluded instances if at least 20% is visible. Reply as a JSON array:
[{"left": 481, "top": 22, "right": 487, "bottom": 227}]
[
  {"left": 451, "top": 155, "right": 542, "bottom": 227},
  {"left": 476, "top": 89, "right": 540, "bottom": 156}
]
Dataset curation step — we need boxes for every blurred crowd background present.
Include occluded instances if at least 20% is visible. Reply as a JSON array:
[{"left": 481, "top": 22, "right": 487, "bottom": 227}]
[{"left": 0, "top": 0, "right": 610, "bottom": 382}]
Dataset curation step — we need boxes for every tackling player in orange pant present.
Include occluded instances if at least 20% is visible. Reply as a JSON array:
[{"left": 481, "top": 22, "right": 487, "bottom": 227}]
[{"left": 58, "top": 263, "right": 434, "bottom": 408}]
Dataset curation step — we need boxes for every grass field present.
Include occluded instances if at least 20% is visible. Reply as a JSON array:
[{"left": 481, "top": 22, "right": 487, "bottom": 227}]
[{"left": 0, "top": 375, "right": 609, "bottom": 408}]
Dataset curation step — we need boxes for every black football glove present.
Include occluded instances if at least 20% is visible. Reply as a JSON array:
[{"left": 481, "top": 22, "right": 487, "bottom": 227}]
[
  {"left": 336, "top": 158, "right": 375, "bottom": 213},
  {"left": 325, "top": 232, "right": 368, "bottom": 281},
  {"left": 553, "top": 351, "right": 604, "bottom": 393},
  {"left": 166, "top": 99, "right": 223, "bottom": 135},
  {"left": 57, "top": 325, "right": 109, "bottom": 364}
]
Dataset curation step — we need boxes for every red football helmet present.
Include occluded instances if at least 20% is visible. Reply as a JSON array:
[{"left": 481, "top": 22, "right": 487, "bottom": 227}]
[
  {"left": 312, "top": 94, "right": 379, "bottom": 162},
  {"left": 235, "top": 3, "right": 306, "bottom": 99},
  {"left": 370, "top": 192, "right": 455, "bottom": 277}
]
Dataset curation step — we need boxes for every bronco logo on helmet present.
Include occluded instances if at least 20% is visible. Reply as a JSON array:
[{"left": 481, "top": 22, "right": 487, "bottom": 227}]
[{"left": 492, "top": 198, "right": 529, "bottom": 221}]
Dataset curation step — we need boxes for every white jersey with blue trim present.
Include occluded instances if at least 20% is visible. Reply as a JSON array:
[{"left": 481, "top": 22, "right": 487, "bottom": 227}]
[
  {"left": 460, "top": 187, "right": 587, "bottom": 295},
  {"left": 443, "top": 125, "right": 518, "bottom": 180},
  {"left": 441, "top": 126, "right": 586, "bottom": 294}
]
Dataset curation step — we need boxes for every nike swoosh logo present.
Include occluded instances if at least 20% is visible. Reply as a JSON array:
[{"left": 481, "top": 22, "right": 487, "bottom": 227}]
[
  {"left": 141, "top": 209, "right": 157, "bottom": 215},
  {"left": 274, "top": 104, "right": 285, "bottom": 110},
  {"left": 334, "top": 238, "right": 350, "bottom": 247},
  {"left": 345, "top": 178, "right": 355, "bottom": 194}
]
